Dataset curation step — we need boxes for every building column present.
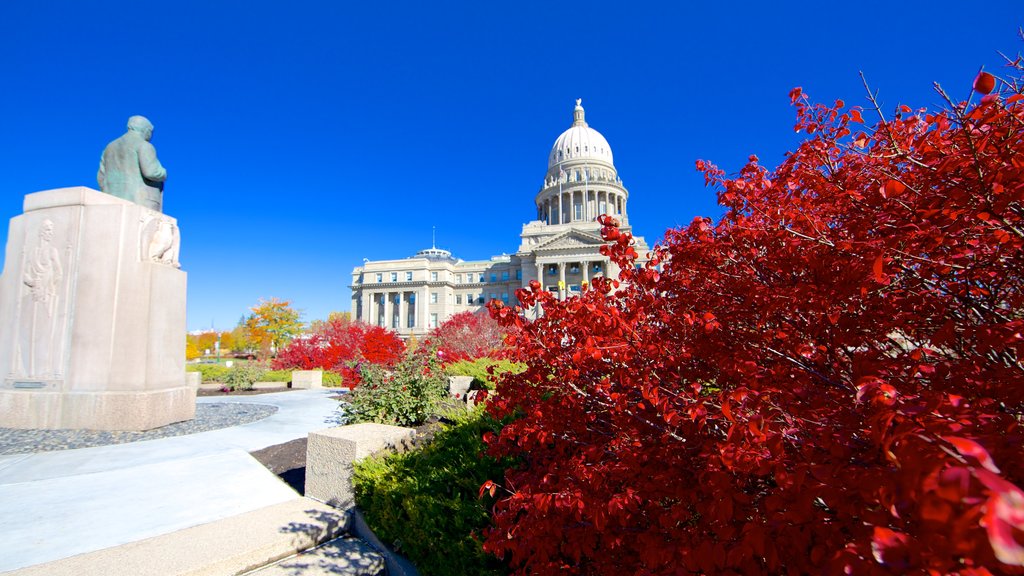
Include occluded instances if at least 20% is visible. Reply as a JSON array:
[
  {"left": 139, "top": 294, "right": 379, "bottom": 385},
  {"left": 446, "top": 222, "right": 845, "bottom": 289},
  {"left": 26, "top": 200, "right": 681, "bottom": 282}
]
[
  {"left": 397, "top": 293, "right": 405, "bottom": 330},
  {"left": 421, "top": 287, "right": 429, "bottom": 330},
  {"left": 536, "top": 261, "right": 543, "bottom": 288},
  {"left": 558, "top": 191, "right": 563, "bottom": 225},
  {"left": 582, "top": 260, "right": 589, "bottom": 288},
  {"left": 558, "top": 262, "right": 566, "bottom": 300}
]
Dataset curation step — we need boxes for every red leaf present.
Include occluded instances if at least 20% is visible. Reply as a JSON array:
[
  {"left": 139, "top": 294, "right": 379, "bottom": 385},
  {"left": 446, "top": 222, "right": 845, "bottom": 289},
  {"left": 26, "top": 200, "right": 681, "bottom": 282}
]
[
  {"left": 942, "top": 436, "right": 1001, "bottom": 473},
  {"left": 871, "top": 526, "right": 912, "bottom": 568},
  {"left": 873, "top": 254, "right": 885, "bottom": 282},
  {"left": 974, "top": 71, "right": 996, "bottom": 95},
  {"left": 884, "top": 179, "right": 907, "bottom": 197}
]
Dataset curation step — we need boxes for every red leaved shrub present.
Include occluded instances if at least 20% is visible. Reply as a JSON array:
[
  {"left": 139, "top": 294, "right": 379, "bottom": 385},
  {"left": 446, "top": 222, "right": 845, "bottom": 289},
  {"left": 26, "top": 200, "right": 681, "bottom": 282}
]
[
  {"left": 425, "top": 310, "right": 508, "bottom": 362},
  {"left": 483, "top": 64, "right": 1024, "bottom": 574},
  {"left": 273, "top": 316, "right": 404, "bottom": 386}
]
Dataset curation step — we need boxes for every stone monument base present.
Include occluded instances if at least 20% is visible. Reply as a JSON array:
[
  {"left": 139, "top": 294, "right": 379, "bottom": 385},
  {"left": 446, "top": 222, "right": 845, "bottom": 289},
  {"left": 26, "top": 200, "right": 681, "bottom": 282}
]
[
  {"left": 0, "top": 187, "right": 194, "bottom": 431},
  {"left": 0, "top": 387, "right": 195, "bottom": 431}
]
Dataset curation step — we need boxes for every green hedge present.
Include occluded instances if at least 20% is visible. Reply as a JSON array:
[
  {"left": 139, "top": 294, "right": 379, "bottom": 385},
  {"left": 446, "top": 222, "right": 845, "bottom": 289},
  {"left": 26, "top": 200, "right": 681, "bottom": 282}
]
[
  {"left": 262, "top": 369, "right": 292, "bottom": 383},
  {"left": 186, "top": 364, "right": 230, "bottom": 382},
  {"left": 187, "top": 364, "right": 345, "bottom": 388},
  {"left": 353, "top": 407, "right": 510, "bottom": 575},
  {"left": 445, "top": 358, "right": 524, "bottom": 390},
  {"left": 322, "top": 371, "right": 342, "bottom": 387}
]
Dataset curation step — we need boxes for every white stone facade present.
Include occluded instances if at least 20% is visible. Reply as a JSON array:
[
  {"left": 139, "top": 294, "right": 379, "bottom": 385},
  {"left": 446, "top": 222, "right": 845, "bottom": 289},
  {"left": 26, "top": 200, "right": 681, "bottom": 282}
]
[{"left": 350, "top": 100, "right": 648, "bottom": 339}]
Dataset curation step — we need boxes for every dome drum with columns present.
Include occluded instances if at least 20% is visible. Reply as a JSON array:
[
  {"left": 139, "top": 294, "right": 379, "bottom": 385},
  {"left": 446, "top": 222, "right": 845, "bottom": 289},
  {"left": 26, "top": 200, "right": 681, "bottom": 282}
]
[
  {"left": 350, "top": 100, "right": 648, "bottom": 338},
  {"left": 535, "top": 99, "right": 630, "bottom": 227}
]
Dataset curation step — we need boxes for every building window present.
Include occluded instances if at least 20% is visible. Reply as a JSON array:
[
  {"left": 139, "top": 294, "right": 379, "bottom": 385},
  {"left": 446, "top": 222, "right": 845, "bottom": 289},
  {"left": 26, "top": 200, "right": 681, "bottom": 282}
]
[
  {"left": 502, "top": 271, "right": 509, "bottom": 281},
  {"left": 457, "top": 273, "right": 462, "bottom": 283},
  {"left": 431, "top": 271, "right": 438, "bottom": 281},
  {"left": 375, "top": 273, "right": 383, "bottom": 282},
  {"left": 429, "top": 313, "right": 438, "bottom": 329},
  {"left": 390, "top": 272, "right": 398, "bottom": 282},
  {"left": 430, "top": 292, "right": 438, "bottom": 304},
  {"left": 489, "top": 293, "right": 497, "bottom": 302},
  {"left": 406, "top": 271, "right": 413, "bottom": 281},
  {"left": 548, "top": 265, "right": 557, "bottom": 276},
  {"left": 456, "top": 294, "right": 462, "bottom": 305},
  {"left": 490, "top": 273, "right": 497, "bottom": 283},
  {"left": 570, "top": 264, "right": 580, "bottom": 274},
  {"left": 502, "top": 293, "right": 509, "bottom": 303},
  {"left": 516, "top": 269, "right": 522, "bottom": 280},
  {"left": 479, "top": 273, "right": 485, "bottom": 282},
  {"left": 574, "top": 203, "right": 582, "bottom": 220}
]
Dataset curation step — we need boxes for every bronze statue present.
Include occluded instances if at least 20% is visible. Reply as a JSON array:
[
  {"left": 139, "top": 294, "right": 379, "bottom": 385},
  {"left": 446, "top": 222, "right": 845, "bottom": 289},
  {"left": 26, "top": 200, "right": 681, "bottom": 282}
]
[{"left": 98, "top": 115, "right": 167, "bottom": 211}]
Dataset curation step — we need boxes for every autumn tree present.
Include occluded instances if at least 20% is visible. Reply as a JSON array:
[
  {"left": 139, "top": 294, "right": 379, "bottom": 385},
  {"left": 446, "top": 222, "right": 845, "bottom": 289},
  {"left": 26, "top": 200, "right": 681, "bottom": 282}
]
[
  {"left": 217, "top": 329, "right": 235, "bottom": 353},
  {"left": 243, "top": 298, "right": 303, "bottom": 359},
  {"left": 184, "top": 337, "right": 200, "bottom": 361},
  {"left": 482, "top": 64, "right": 1024, "bottom": 574}
]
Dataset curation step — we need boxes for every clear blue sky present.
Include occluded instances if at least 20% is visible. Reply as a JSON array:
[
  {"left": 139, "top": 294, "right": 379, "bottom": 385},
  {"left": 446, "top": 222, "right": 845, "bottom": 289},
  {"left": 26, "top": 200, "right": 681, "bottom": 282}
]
[{"left": 1, "top": 1, "right": 1020, "bottom": 331}]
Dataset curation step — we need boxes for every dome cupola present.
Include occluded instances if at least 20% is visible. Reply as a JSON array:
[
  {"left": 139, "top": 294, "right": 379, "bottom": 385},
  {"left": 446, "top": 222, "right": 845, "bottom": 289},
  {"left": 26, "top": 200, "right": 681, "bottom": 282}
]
[{"left": 547, "top": 99, "right": 614, "bottom": 170}]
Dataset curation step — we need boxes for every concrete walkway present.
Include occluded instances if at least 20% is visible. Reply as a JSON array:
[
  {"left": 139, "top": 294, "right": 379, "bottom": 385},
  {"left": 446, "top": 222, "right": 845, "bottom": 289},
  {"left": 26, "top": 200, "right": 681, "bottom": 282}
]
[{"left": 0, "top": 390, "right": 342, "bottom": 573}]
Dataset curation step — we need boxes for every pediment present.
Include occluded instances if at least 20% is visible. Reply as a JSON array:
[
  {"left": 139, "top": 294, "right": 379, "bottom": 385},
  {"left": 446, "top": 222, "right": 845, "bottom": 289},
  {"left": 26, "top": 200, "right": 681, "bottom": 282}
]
[{"left": 532, "top": 229, "right": 605, "bottom": 252}]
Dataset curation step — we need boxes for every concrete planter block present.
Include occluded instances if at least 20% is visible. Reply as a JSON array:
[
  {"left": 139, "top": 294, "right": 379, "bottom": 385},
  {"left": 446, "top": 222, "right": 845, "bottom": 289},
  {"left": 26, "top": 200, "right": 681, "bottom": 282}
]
[
  {"left": 306, "top": 423, "right": 415, "bottom": 509},
  {"left": 448, "top": 375, "right": 473, "bottom": 400},
  {"left": 185, "top": 371, "right": 201, "bottom": 389},
  {"left": 252, "top": 381, "right": 287, "bottom": 390},
  {"left": 291, "top": 370, "right": 322, "bottom": 389}
]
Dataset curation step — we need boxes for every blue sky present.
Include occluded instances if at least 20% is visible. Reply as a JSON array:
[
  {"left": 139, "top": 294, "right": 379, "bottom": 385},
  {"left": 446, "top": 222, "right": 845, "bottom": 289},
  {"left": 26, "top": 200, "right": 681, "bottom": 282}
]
[{"left": 1, "top": 1, "right": 1020, "bottom": 331}]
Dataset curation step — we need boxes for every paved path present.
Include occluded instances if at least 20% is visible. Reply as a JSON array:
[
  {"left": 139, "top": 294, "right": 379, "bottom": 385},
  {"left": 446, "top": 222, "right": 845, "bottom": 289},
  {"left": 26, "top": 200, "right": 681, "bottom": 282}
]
[{"left": 0, "top": 390, "right": 342, "bottom": 573}]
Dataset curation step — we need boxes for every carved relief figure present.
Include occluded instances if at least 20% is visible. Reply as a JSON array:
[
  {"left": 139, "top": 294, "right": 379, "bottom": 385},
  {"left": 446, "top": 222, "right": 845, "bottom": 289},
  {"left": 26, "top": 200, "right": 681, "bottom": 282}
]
[
  {"left": 98, "top": 115, "right": 167, "bottom": 212},
  {"left": 139, "top": 215, "right": 181, "bottom": 267},
  {"left": 19, "top": 219, "right": 63, "bottom": 378}
]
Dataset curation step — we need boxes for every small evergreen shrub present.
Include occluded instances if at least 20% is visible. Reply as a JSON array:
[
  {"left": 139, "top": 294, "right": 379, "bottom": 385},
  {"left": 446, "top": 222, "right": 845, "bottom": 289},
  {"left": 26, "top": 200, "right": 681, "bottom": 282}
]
[
  {"left": 223, "top": 362, "right": 266, "bottom": 391},
  {"left": 344, "top": 349, "right": 448, "bottom": 426},
  {"left": 353, "top": 406, "right": 510, "bottom": 576}
]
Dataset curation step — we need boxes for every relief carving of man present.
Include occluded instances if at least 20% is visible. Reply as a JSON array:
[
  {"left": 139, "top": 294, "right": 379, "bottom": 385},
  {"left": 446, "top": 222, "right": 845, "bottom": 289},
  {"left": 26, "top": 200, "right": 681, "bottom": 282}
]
[
  {"left": 97, "top": 115, "right": 167, "bottom": 212},
  {"left": 20, "top": 219, "right": 63, "bottom": 378}
]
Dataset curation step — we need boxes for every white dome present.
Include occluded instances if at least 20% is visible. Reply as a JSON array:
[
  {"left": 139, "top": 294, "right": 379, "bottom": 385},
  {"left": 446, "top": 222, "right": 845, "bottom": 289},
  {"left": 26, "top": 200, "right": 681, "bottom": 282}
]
[{"left": 547, "top": 100, "right": 614, "bottom": 169}]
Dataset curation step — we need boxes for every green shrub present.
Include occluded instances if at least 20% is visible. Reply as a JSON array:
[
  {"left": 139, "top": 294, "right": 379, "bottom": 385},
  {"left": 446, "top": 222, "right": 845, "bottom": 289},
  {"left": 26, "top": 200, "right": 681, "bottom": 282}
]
[
  {"left": 186, "top": 364, "right": 231, "bottom": 383},
  {"left": 344, "top": 349, "right": 448, "bottom": 426},
  {"left": 353, "top": 406, "right": 510, "bottom": 576},
  {"left": 445, "top": 358, "right": 524, "bottom": 390},
  {"left": 223, "top": 362, "right": 266, "bottom": 391}
]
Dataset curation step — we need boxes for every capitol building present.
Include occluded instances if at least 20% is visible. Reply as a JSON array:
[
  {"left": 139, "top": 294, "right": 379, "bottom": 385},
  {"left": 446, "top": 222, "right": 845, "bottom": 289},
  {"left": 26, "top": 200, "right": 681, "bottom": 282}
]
[{"left": 350, "top": 99, "right": 648, "bottom": 339}]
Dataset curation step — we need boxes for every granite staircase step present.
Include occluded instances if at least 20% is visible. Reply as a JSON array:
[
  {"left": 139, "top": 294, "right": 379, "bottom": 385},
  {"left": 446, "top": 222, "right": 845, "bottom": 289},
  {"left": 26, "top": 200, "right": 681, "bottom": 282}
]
[
  {"left": 5, "top": 497, "right": 353, "bottom": 576},
  {"left": 246, "top": 536, "right": 385, "bottom": 575}
]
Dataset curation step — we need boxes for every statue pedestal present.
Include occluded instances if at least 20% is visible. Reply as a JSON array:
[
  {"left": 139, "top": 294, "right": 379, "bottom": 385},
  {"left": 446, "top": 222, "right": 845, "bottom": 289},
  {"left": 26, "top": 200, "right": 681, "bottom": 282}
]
[{"left": 0, "top": 187, "right": 193, "bottom": 430}]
